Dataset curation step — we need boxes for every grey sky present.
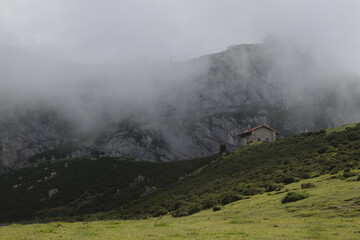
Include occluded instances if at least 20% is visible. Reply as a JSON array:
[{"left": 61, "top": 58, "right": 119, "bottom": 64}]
[{"left": 0, "top": 0, "right": 359, "bottom": 71}]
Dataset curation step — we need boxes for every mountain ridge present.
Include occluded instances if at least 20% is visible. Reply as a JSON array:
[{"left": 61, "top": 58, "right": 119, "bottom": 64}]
[{"left": 1, "top": 41, "right": 360, "bottom": 168}]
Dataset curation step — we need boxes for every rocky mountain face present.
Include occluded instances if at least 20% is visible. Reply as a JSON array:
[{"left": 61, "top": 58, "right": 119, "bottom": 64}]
[
  {"left": 1, "top": 40, "right": 360, "bottom": 168},
  {"left": 0, "top": 111, "right": 70, "bottom": 169}
]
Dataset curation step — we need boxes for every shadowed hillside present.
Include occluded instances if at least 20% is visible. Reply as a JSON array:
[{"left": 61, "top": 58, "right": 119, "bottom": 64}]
[
  {"left": 1, "top": 173, "right": 359, "bottom": 240},
  {"left": 0, "top": 123, "right": 359, "bottom": 223}
]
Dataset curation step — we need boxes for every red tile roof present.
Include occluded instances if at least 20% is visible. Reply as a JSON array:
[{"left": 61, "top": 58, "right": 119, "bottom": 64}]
[{"left": 239, "top": 124, "right": 280, "bottom": 136}]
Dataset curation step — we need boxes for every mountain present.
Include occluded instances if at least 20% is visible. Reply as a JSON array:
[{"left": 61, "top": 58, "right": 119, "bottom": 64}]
[
  {"left": 1, "top": 40, "right": 360, "bottom": 168},
  {"left": 0, "top": 123, "right": 359, "bottom": 222}
]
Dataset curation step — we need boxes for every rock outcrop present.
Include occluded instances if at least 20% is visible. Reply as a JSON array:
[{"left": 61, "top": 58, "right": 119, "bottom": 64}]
[{"left": 1, "top": 42, "right": 360, "bottom": 168}]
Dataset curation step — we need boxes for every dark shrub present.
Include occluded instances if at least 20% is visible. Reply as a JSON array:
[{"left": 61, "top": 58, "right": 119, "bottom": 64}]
[
  {"left": 319, "top": 129, "right": 326, "bottom": 134},
  {"left": 348, "top": 132, "right": 360, "bottom": 141},
  {"left": 171, "top": 203, "right": 201, "bottom": 217},
  {"left": 169, "top": 200, "right": 188, "bottom": 211},
  {"left": 219, "top": 194, "right": 243, "bottom": 205},
  {"left": 212, "top": 206, "right": 221, "bottom": 212},
  {"left": 152, "top": 208, "right": 168, "bottom": 217},
  {"left": 317, "top": 146, "right": 329, "bottom": 154},
  {"left": 188, "top": 204, "right": 201, "bottom": 215},
  {"left": 172, "top": 209, "right": 188, "bottom": 217},
  {"left": 282, "top": 176, "right": 300, "bottom": 184},
  {"left": 343, "top": 172, "right": 357, "bottom": 178},
  {"left": 264, "top": 182, "right": 284, "bottom": 192},
  {"left": 300, "top": 173, "right": 311, "bottom": 179},
  {"left": 242, "top": 187, "right": 264, "bottom": 196},
  {"left": 301, "top": 183, "right": 315, "bottom": 189},
  {"left": 75, "top": 216, "right": 85, "bottom": 221},
  {"left": 201, "top": 197, "right": 217, "bottom": 209},
  {"left": 281, "top": 192, "right": 309, "bottom": 204}
]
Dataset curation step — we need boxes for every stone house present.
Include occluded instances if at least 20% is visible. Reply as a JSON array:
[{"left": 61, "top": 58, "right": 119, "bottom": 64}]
[{"left": 239, "top": 124, "right": 280, "bottom": 145}]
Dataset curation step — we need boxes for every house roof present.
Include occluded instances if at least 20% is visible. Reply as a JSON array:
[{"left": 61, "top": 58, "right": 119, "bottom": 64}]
[{"left": 239, "top": 124, "right": 280, "bottom": 137}]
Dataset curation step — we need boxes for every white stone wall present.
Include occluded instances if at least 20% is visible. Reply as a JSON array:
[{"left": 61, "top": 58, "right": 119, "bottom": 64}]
[{"left": 243, "top": 127, "right": 277, "bottom": 144}]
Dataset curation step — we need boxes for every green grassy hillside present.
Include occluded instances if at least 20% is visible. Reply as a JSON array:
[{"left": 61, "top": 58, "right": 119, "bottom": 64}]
[
  {"left": 0, "top": 173, "right": 359, "bottom": 240},
  {"left": 0, "top": 123, "right": 359, "bottom": 223},
  {"left": 106, "top": 123, "right": 360, "bottom": 219}
]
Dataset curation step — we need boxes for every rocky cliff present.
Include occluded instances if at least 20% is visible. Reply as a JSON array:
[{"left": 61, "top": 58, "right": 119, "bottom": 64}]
[
  {"left": 0, "top": 111, "right": 70, "bottom": 168},
  {"left": 1, "top": 41, "right": 360, "bottom": 168}
]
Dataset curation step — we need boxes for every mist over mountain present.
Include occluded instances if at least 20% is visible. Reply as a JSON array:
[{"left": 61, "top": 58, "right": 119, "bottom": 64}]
[{"left": 0, "top": 38, "right": 360, "bottom": 168}]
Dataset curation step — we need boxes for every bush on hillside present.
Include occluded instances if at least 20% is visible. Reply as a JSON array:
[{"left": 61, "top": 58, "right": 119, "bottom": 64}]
[
  {"left": 219, "top": 193, "right": 243, "bottom": 205},
  {"left": 301, "top": 183, "right": 315, "bottom": 189},
  {"left": 317, "top": 146, "right": 329, "bottom": 154},
  {"left": 152, "top": 207, "right": 168, "bottom": 217},
  {"left": 212, "top": 206, "right": 221, "bottom": 212},
  {"left": 347, "top": 132, "right": 360, "bottom": 141},
  {"left": 201, "top": 197, "right": 218, "bottom": 209},
  {"left": 242, "top": 186, "right": 264, "bottom": 195},
  {"left": 281, "top": 192, "right": 309, "bottom": 204},
  {"left": 168, "top": 200, "right": 187, "bottom": 211},
  {"left": 281, "top": 176, "right": 300, "bottom": 184},
  {"left": 343, "top": 171, "right": 357, "bottom": 178},
  {"left": 263, "top": 182, "right": 284, "bottom": 192},
  {"left": 171, "top": 203, "right": 202, "bottom": 217},
  {"left": 299, "top": 172, "right": 311, "bottom": 179}
]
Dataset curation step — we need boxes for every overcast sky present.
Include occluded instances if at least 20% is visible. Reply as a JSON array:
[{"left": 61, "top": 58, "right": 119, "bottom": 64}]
[{"left": 0, "top": 0, "right": 359, "bottom": 71}]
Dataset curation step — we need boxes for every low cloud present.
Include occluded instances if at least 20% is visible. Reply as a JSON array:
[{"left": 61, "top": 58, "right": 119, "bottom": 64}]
[{"left": 0, "top": 1, "right": 359, "bottom": 132}]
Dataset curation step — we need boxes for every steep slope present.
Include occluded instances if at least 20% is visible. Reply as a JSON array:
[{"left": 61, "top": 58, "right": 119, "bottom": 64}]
[
  {"left": 0, "top": 110, "right": 73, "bottom": 168},
  {"left": 0, "top": 155, "right": 217, "bottom": 222},
  {"left": 1, "top": 40, "right": 360, "bottom": 168},
  {"left": 109, "top": 123, "right": 360, "bottom": 219},
  {"left": 0, "top": 123, "right": 359, "bottom": 222}
]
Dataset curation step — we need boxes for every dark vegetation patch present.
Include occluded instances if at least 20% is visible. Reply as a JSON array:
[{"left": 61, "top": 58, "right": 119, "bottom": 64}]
[
  {"left": 212, "top": 206, "right": 221, "bottom": 212},
  {"left": 281, "top": 192, "right": 309, "bottom": 204},
  {"left": 0, "top": 155, "right": 216, "bottom": 222},
  {"left": 301, "top": 183, "right": 315, "bottom": 189},
  {"left": 343, "top": 171, "right": 357, "bottom": 178},
  {"left": 0, "top": 123, "right": 359, "bottom": 222}
]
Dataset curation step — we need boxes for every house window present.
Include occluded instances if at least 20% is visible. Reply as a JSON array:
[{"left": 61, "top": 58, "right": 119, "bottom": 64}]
[
  {"left": 257, "top": 137, "right": 261, "bottom": 141},
  {"left": 266, "top": 138, "right": 269, "bottom": 141}
]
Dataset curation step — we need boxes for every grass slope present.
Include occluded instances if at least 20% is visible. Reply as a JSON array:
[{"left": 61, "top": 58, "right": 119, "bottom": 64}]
[
  {"left": 107, "top": 123, "right": 360, "bottom": 219},
  {"left": 0, "top": 123, "right": 359, "bottom": 223},
  {"left": 0, "top": 173, "right": 359, "bottom": 240}
]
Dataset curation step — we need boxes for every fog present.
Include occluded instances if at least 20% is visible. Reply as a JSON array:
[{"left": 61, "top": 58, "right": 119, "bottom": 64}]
[
  {"left": 0, "top": 0, "right": 360, "bottom": 131},
  {"left": 0, "top": 0, "right": 360, "bottom": 67}
]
